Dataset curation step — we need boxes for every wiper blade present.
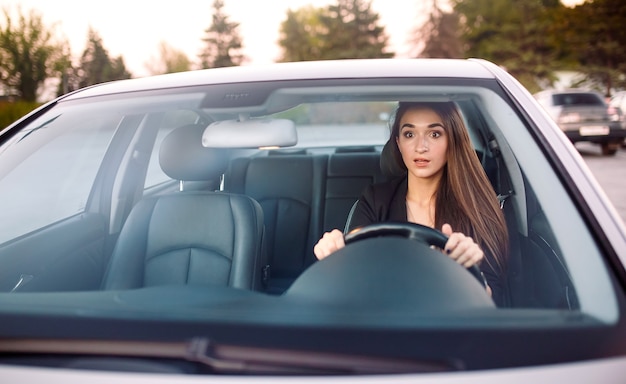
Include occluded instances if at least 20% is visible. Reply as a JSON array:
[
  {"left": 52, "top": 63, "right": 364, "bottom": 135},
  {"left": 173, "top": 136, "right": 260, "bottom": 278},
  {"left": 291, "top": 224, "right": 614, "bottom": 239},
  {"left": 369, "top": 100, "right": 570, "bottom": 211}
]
[
  {"left": 0, "top": 337, "right": 457, "bottom": 374},
  {"left": 16, "top": 114, "right": 61, "bottom": 142}
]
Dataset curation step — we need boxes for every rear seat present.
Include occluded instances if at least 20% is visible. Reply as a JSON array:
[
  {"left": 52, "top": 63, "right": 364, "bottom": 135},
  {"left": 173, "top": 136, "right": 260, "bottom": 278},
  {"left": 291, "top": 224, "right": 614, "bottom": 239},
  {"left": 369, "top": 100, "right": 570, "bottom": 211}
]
[
  {"left": 225, "top": 148, "right": 385, "bottom": 294},
  {"left": 323, "top": 151, "right": 386, "bottom": 233},
  {"left": 226, "top": 154, "right": 327, "bottom": 293}
]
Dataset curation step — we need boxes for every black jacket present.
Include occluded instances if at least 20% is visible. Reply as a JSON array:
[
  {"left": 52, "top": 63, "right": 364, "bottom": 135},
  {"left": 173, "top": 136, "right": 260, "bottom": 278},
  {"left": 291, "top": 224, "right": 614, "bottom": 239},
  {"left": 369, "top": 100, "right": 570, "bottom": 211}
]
[{"left": 347, "top": 177, "right": 507, "bottom": 307}]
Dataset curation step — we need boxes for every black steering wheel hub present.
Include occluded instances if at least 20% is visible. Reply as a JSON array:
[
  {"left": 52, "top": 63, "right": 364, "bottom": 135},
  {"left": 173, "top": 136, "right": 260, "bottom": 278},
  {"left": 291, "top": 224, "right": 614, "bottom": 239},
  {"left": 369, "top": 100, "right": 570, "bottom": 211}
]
[
  {"left": 286, "top": 222, "right": 494, "bottom": 311},
  {"left": 345, "top": 222, "right": 486, "bottom": 287}
]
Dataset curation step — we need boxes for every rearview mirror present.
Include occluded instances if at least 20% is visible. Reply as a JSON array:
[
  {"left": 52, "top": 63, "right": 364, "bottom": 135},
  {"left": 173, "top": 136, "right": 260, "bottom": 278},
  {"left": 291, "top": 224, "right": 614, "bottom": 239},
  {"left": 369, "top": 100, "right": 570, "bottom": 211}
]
[{"left": 202, "top": 119, "right": 297, "bottom": 148}]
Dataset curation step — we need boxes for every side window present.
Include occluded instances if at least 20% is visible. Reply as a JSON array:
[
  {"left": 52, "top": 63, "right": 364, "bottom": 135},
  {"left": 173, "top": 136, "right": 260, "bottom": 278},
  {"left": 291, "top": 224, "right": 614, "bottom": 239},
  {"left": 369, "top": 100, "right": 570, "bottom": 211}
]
[
  {"left": 143, "top": 125, "right": 177, "bottom": 189},
  {"left": 0, "top": 113, "right": 118, "bottom": 244},
  {"left": 143, "top": 110, "right": 204, "bottom": 191}
]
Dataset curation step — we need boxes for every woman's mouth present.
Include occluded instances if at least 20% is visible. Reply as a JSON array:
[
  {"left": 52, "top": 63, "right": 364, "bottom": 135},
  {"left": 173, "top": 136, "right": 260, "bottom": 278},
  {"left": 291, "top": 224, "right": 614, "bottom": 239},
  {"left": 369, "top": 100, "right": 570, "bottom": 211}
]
[{"left": 413, "top": 158, "right": 430, "bottom": 166}]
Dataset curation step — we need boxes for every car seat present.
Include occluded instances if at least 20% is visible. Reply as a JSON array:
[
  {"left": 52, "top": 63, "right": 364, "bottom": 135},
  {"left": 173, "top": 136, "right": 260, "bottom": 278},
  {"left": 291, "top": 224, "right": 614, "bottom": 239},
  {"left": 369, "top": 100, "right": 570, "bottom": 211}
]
[{"left": 101, "top": 124, "right": 267, "bottom": 291}]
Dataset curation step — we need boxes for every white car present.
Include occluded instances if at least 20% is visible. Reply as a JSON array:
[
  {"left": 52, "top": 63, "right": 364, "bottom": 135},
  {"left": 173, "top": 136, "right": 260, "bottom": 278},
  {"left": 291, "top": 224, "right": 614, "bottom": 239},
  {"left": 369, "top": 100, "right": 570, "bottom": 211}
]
[{"left": 0, "top": 58, "right": 625, "bottom": 383}]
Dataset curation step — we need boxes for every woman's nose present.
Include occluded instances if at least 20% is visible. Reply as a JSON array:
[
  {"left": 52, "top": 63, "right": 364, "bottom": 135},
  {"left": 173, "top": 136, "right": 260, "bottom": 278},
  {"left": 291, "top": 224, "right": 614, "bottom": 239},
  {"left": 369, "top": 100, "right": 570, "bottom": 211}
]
[{"left": 415, "top": 135, "right": 428, "bottom": 152}]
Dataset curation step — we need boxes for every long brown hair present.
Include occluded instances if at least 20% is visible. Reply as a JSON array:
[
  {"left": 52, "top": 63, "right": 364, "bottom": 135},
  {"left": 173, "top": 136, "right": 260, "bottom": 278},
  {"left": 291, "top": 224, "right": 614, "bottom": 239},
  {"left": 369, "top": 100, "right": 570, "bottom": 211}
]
[{"left": 389, "top": 101, "right": 508, "bottom": 274}]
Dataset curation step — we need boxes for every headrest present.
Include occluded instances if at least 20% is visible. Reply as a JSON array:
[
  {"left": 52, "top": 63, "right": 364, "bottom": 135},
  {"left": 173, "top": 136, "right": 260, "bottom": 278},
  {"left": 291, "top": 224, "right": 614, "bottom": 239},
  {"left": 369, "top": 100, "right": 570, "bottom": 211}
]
[
  {"left": 334, "top": 146, "right": 377, "bottom": 153},
  {"left": 268, "top": 148, "right": 308, "bottom": 156},
  {"left": 159, "top": 124, "right": 229, "bottom": 181},
  {"left": 380, "top": 139, "right": 406, "bottom": 179}
]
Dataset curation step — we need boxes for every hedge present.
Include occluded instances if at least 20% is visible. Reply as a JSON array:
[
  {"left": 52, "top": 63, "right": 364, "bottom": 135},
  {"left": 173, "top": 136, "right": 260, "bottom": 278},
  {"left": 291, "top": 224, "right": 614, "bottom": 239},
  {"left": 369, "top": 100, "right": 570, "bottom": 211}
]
[{"left": 0, "top": 101, "right": 41, "bottom": 131}]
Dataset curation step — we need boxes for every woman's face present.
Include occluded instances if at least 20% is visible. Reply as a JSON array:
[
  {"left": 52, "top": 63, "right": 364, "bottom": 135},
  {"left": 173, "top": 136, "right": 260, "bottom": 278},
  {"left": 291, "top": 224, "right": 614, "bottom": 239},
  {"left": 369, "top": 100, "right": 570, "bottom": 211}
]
[{"left": 395, "top": 106, "right": 448, "bottom": 182}]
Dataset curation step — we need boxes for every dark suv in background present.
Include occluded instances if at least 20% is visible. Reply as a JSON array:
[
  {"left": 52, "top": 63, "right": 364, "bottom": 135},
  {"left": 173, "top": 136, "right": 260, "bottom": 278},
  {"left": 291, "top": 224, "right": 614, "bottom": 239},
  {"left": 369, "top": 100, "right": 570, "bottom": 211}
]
[{"left": 535, "top": 89, "right": 625, "bottom": 155}]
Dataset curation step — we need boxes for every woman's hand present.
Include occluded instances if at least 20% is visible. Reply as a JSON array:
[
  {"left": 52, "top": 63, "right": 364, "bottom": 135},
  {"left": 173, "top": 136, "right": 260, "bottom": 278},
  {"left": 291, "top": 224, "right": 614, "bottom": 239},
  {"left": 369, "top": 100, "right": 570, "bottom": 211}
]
[
  {"left": 314, "top": 229, "right": 345, "bottom": 260},
  {"left": 441, "top": 223, "right": 483, "bottom": 268},
  {"left": 441, "top": 224, "right": 491, "bottom": 296}
]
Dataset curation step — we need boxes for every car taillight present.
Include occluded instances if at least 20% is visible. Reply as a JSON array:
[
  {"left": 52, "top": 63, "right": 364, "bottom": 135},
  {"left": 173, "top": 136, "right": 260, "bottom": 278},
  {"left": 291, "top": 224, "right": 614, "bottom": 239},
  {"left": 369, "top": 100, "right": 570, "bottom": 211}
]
[{"left": 607, "top": 106, "right": 621, "bottom": 122}]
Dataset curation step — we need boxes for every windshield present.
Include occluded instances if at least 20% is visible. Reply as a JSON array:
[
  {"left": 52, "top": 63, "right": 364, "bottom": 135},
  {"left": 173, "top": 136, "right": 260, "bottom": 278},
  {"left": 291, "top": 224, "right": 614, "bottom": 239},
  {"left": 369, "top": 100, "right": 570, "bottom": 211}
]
[{"left": 0, "top": 75, "right": 622, "bottom": 376}]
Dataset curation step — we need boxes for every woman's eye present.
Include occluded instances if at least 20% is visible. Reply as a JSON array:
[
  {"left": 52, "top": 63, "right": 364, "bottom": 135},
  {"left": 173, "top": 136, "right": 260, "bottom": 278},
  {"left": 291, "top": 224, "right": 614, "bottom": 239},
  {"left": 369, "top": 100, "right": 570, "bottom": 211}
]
[
  {"left": 403, "top": 131, "right": 414, "bottom": 138},
  {"left": 430, "top": 131, "right": 442, "bottom": 138}
]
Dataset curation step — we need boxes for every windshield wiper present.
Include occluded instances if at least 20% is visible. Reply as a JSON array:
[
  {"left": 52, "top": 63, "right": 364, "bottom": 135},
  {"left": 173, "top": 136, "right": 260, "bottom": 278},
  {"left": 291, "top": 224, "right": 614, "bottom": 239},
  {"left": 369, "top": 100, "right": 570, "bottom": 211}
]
[
  {"left": 0, "top": 337, "right": 458, "bottom": 374},
  {"left": 16, "top": 114, "right": 61, "bottom": 143}
]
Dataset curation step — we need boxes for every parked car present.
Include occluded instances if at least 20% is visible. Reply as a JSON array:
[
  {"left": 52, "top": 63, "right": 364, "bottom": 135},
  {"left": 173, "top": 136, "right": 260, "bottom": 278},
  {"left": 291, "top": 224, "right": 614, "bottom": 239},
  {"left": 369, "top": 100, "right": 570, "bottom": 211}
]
[
  {"left": 0, "top": 59, "right": 625, "bottom": 383},
  {"left": 534, "top": 89, "right": 626, "bottom": 155}
]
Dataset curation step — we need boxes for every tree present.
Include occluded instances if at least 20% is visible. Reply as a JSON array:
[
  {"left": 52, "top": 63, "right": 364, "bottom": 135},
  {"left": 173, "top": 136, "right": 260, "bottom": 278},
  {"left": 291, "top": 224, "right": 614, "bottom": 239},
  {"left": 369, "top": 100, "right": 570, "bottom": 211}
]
[
  {"left": 554, "top": 0, "right": 626, "bottom": 95},
  {"left": 278, "top": 6, "right": 326, "bottom": 62},
  {"left": 453, "top": 0, "right": 565, "bottom": 93},
  {"left": 414, "top": 0, "right": 463, "bottom": 58},
  {"left": 145, "top": 41, "right": 192, "bottom": 75},
  {"left": 318, "top": 0, "right": 393, "bottom": 59},
  {"left": 199, "top": 0, "right": 244, "bottom": 68},
  {"left": 278, "top": 0, "right": 393, "bottom": 62},
  {"left": 69, "top": 28, "right": 131, "bottom": 91},
  {"left": 0, "top": 6, "right": 68, "bottom": 102}
]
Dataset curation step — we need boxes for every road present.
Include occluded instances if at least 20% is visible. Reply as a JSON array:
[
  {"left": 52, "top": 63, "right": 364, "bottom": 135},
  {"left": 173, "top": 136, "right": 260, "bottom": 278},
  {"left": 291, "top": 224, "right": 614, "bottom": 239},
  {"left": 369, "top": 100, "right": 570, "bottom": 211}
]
[{"left": 575, "top": 142, "right": 626, "bottom": 225}]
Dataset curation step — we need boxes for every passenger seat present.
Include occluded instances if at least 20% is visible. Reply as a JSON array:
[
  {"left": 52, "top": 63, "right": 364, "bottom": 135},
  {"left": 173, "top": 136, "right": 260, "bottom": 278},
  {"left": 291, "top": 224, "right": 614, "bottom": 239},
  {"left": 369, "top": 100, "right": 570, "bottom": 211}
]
[{"left": 101, "top": 124, "right": 268, "bottom": 291}]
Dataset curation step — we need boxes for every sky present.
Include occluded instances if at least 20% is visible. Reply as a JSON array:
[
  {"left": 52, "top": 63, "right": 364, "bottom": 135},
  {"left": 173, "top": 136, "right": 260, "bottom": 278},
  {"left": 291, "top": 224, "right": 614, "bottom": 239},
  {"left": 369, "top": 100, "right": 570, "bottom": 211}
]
[
  {"left": 2, "top": 0, "right": 584, "bottom": 78},
  {"left": 0, "top": 0, "right": 429, "bottom": 77}
]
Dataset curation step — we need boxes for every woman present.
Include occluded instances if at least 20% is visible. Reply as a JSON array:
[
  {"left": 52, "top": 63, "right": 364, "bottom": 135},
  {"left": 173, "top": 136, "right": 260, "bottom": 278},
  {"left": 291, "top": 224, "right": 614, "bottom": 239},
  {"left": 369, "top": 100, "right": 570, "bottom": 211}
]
[{"left": 314, "top": 101, "right": 509, "bottom": 306}]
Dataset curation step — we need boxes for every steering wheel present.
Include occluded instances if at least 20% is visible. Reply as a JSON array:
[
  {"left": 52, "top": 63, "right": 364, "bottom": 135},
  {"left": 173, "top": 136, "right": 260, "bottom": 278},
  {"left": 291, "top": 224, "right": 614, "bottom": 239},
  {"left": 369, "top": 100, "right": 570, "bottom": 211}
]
[{"left": 344, "top": 222, "right": 487, "bottom": 288}]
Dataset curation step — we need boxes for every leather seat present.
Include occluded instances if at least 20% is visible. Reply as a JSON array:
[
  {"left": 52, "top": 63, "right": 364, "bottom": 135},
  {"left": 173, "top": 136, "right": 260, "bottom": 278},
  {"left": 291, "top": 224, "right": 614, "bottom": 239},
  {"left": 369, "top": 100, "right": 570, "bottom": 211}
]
[
  {"left": 379, "top": 139, "right": 406, "bottom": 180},
  {"left": 101, "top": 124, "right": 267, "bottom": 291},
  {"left": 324, "top": 150, "right": 386, "bottom": 233},
  {"left": 226, "top": 148, "right": 387, "bottom": 293},
  {"left": 344, "top": 140, "right": 402, "bottom": 233},
  {"left": 226, "top": 154, "right": 326, "bottom": 293}
]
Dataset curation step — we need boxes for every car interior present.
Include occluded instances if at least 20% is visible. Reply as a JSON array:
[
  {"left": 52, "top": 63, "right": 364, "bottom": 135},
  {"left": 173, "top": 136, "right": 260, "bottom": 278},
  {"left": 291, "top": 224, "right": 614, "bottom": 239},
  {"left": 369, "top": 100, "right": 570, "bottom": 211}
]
[{"left": 0, "top": 82, "right": 592, "bottom": 320}]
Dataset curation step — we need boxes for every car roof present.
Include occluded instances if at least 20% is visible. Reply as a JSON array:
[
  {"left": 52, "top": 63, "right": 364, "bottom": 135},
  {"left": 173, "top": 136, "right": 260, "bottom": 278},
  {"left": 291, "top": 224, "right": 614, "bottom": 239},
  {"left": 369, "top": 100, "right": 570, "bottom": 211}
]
[{"left": 61, "top": 58, "right": 498, "bottom": 101}]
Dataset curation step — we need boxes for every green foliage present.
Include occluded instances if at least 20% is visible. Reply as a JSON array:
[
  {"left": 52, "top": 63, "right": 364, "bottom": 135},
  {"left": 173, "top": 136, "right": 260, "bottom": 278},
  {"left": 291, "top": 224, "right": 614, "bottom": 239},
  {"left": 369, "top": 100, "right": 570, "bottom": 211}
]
[
  {"left": 453, "top": 0, "right": 564, "bottom": 93},
  {"left": 416, "top": 3, "right": 463, "bottom": 59},
  {"left": 0, "top": 100, "right": 40, "bottom": 130},
  {"left": 76, "top": 28, "right": 132, "bottom": 89},
  {"left": 553, "top": 0, "right": 626, "bottom": 96},
  {"left": 56, "top": 29, "right": 132, "bottom": 96},
  {"left": 0, "top": 7, "right": 68, "bottom": 102},
  {"left": 199, "top": 0, "right": 244, "bottom": 68},
  {"left": 278, "top": 6, "right": 326, "bottom": 62},
  {"left": 2, "top": 1, "right": 624, "bottom": 104},
  {"left": 278, "top": 0, "right": 393, "bottom": 62},
  {"left": 319, "top": 0, "right": 393, "bottom": 59},
  {"left": 146, "top": 41, "right": 192, "bottom": 75}
]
